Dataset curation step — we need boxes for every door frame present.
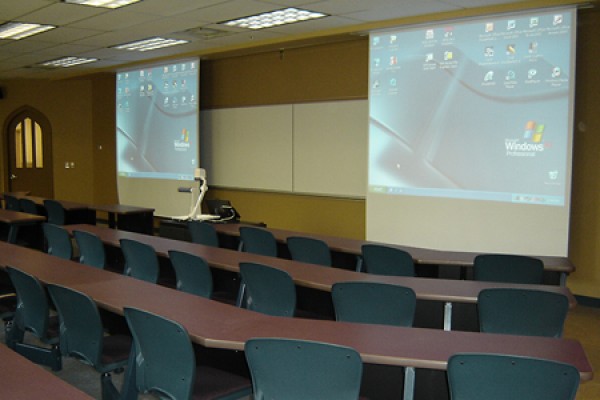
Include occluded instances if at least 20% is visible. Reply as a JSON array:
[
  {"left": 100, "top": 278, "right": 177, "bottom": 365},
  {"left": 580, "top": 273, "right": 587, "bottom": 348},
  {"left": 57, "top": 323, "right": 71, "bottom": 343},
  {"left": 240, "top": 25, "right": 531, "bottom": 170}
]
[{"left": 3, "top": 105, "right": 54, "bottom": 197}]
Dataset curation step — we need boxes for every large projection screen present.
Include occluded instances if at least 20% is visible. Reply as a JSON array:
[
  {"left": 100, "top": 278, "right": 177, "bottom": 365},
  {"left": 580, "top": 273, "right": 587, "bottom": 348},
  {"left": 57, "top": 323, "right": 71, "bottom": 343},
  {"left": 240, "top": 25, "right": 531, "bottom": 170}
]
[
  {"left": 116, "top": 58, "right": 199, "bottom": 217},
  {"left": 367, "top": 7, "right": 576, "bottom": 256}
]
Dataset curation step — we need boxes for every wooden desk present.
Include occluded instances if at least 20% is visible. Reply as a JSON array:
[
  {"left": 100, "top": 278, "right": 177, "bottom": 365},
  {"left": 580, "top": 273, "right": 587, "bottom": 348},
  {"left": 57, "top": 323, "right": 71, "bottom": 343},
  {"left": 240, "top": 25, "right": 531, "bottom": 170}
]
[
  {"left": 213, "top": 223, "right": 575, "bottom": 284},
  {"left": 65, "top": 224, "right": 576, "bottom": 331},
  {"left": 0, "top": 343, "right": 92, "bottom": 399},
  {"left": 4, "top": 194, "right": 96, "bottom": 225},
  {"left": 0, "top": 241, "right": 591, "bottom": 400},
  {"left": 0, "top": 209, "right": 45, "bottom": 243},
  {"left": 90, "top": 204, "right": 155, "bottom": 235}
]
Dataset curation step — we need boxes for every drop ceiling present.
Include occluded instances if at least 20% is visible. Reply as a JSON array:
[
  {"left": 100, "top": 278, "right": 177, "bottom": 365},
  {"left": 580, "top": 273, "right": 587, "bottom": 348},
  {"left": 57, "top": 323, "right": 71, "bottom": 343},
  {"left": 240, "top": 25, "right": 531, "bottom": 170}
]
[{"left": 0, "top": 0, "right": 573, "bottom": 80}]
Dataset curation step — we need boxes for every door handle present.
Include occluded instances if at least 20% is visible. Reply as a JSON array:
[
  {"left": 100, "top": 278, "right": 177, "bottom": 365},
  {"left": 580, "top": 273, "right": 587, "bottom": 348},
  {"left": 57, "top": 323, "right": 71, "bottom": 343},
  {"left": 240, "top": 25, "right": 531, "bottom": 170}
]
[{"left": 9, "top": 174, "right": 16, "bottom": 180}]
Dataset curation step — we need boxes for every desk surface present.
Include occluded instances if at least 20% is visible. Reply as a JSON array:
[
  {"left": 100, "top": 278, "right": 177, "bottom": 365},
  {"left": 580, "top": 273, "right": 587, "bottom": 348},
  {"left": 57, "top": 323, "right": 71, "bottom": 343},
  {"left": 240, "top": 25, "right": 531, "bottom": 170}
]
[
  {"left": 0, "top": 241, "right": 591, "bottom": 380},
  {"left": 0, "top": 208, "right": 46, "bottom": 224},
  {"left": 0, "top": 343, "right": 92, "bottom": 399},
  {"left": 213, "top": 223, "right": 575, "bottom": 273},
  {"left": 89, "top": 204, "right": 155, "bottom": 214},
  {"left": 65, "top": 224, "right": 576, "bottom": 307}
]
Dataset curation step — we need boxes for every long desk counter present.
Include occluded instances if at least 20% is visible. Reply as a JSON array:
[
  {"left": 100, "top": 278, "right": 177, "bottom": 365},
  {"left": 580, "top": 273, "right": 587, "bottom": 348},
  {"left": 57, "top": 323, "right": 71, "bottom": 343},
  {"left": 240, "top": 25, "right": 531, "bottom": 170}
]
[
  {"left": 0, "top": 241, "right": 592, "bottom": 391},
  {"left": 0, "top": 208, "right": 45, "bottom": 244},
  {"left": 0, "top": 343, "right": 93, "bottom": 399},
  {"left": 212, "top": 222, "right": 575, "bottom": 276},
  {"left": 66, "top": 224, "right": 576, "bottom": 331}
]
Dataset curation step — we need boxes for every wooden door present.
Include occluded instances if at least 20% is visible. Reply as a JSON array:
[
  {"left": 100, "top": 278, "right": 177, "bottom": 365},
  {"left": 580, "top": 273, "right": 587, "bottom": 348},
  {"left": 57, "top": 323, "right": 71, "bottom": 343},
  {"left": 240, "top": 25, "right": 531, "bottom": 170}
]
[{"left": 6, "top": 108, "right": 54, "bottom": 197}]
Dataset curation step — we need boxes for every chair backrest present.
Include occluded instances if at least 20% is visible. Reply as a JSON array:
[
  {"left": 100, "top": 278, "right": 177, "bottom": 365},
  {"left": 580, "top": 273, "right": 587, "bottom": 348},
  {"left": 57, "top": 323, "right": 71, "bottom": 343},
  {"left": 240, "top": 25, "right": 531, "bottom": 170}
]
[
  {"left": 478, "top": 288, "right": 569, "bottom": 337},
  {"left": 168, "top": 250, "right": 213, "bottom": 298},
  {"left": 332, "top": 281, "right": 416, "bottom": 327},
  {"left": 361, "top": 244, "right": 415, "bottom": 277},
  {"left": 447, "top": 353, "right": 580, "bottom": 400},
  {"left": 239, "top": 226, "right": 277, "bottom": 257},
  {"left": 74, "top": 230, "right": 105, "bottom": 269},
  {"left": 43, "top": 223, "right": 73, "bottom": 260},
  {"left": 4, "top": 194, "right": 20, "bottom": 211},
  {"left": 120, "top": 239, "right": 159, "bottom": 283},
  {"left": 187, "top": 221, "right": 219, "bottom": 247},
  {"left": 46, "top": 284, "right": 104, "bottom": 366},
  {"left": 287, "top": 236, "right": 332, "bottom": 267},
  {"left": 245, "top": 338, "right": 363, "bottom": 400},
  {"left": 473, "top": 254, "right": 544, "bottom": 284},
  {"left": 239, "top": 262, "right": 296, "bottom": 317},
  {"left": 124, "top": 307, "right": 196, "bottom": 400},
  {"left": 43, "top": 199, "right": 66, "bottom": 225},
  {"left": 6, "top": 266, "right": 51, "bottom": 339},
  {"left": 19, "top": 198, "right": 39, "bottom": 214}
]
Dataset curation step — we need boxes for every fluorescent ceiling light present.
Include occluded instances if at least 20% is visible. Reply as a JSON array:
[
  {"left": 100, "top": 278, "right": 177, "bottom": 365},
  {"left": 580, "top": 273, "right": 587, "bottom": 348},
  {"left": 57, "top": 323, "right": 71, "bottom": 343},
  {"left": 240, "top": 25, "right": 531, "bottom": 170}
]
[
  {"left": 63, "top": 0, "right": 141, "bottom": 8},
  {"left": 113, "top": 37, "right": 189, "bottom": 52},
  {"left": 40, "top": 56, "right": 98, "bottom": 68},
  {"left": 0, "top": 22, "right": 56, "bottom": 40},
  {"left": 222, "top": 7, "right": 328, "bottom": 30}
]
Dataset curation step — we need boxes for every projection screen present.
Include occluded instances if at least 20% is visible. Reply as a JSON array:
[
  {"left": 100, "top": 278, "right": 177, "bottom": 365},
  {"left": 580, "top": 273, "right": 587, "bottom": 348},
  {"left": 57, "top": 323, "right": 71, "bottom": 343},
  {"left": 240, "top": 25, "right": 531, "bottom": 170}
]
[
  {"left": 116, "top": 58, "right": 199, "bottom": 217},
  {"left": 367, "top": 7, "right": 576, "bottom": 256}
]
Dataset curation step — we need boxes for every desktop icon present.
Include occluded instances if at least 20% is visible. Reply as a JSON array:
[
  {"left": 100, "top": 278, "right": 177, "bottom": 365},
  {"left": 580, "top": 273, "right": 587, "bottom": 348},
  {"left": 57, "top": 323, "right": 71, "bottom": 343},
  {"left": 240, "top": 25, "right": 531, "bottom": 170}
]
[
  {"left": 553, "top": 14, "right": 563, "bottom": 25},
  {"left": 530, "top": 17, "right": 539, "bottom": 28},
  {"left": 484, "top": 46, "right": 494, "bottom": 57},
  {"left": 506, "top": 44, "right": 516, "bottom": 55},
  {"left": 485, "top": 22, "right": 494, "bottom": 32},
  {"left": 425, "top": 53, "right": 434, "bottom": 62},
  {"left": 529, "top": 41, "right": 538, "bottom": 54},
  {"left": 484, "top": 70, "right": 494, "bottom": 81},
  {"left": 425, "top": 29, "right": 434, "bottom": 39},
  {"left": 552, "top": 67, "right": 562, "bottom": 78},
  {"left": 528, "top": 69, "right": 537, "bottom": 79},
  {"left": 444, "top": 51, "right": 453, "bottom": 61},
  {"left": 505, "top": 70, "right": 516, "bottom": 80},
  {"left": 507, "top": 20, "right": 516, "bottom": 30}
]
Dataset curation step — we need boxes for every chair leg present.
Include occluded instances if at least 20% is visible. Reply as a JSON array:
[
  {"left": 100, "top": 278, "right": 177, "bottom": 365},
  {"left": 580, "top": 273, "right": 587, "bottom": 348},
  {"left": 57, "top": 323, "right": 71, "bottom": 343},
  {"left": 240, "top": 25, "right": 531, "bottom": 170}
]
[
  {"left": 101, "top": 373, "right": 121, "bottom": 400},
  {"left": 4, "top": 320, "right": 24, "bottom": 349}
]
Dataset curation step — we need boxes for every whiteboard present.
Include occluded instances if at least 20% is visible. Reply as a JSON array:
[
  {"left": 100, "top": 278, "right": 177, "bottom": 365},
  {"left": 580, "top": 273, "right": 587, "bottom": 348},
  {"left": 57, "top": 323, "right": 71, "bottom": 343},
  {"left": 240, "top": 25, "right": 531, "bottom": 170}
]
[{"left": 200, "top": 100, "right": 367, "bottom": 197}]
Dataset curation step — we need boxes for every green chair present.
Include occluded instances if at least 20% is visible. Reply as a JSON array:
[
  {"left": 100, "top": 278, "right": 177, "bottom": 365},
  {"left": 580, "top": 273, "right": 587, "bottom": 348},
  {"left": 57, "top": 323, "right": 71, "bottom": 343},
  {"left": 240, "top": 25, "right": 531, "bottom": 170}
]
[
  {"left": 5, "top": 266, "right": 62, "bottom": 371},
  {"left": 19, "top": 198, "right": 39, "bottom": 214},
  {"left": 473, "top": 254, "right": 544, "bottom": 284},
  {"left": 332, "top": 281, "right": 416, "bottom": 327},
  {"left": 43, "top": 199, "right": 66, "bottom": 225},
  {"left": 74, "top": 230, "right": 106, "bottom": 269},
  {"left": 239, "top": 262, "right": 296, "bottom": 317},
  {"left": 361, "top": 244, "right": 415, "bottom": 276},
  {"left": 447, "top": 353, "right": 580, "bottom": 400},
  {"left": 47, "top": 284, "right": 131, "bottom": 400},
  {"left": 188, "top": 221, "right": 219, "bottom": 247},
  {"left": 245, "top": 338, "right": 363, "bottom": 400},
  {"left": 4, "top": 194, "right": 20, "bottom": 211},
  {"left": 239, "top": 227, "right": 277, "bottom": 257},
  {"left": 42, "top": 223, "right": 73, "bottom": 260},
  {"left": 287, "top": 236, "right": 332, "bottom": 267},
  {"left": 168, "top": 250, "right": 213, "bottom": 298},
  {"left": 478, "top": 288, "right": 569, "bottom": 338},
  {"left": 123, "top": 307, "right": 252, "bottom": 400},
  {"left": 120, "top": 238, "right": 159, "bottom": 283}
]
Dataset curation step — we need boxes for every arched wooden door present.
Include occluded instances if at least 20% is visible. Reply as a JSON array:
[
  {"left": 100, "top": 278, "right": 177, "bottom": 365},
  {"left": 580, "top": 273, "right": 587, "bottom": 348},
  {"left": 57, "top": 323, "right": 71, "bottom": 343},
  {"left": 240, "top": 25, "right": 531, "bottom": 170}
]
[{"left": 5, "top": 107, "right": 54, "bottom": 197}]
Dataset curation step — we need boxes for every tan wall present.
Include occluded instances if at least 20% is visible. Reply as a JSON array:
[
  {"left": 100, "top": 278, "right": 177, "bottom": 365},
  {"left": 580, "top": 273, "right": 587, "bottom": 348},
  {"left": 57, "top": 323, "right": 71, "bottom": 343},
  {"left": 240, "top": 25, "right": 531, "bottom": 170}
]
[{"left": 0, "top": 8, "right": 599, "bottom": 296}]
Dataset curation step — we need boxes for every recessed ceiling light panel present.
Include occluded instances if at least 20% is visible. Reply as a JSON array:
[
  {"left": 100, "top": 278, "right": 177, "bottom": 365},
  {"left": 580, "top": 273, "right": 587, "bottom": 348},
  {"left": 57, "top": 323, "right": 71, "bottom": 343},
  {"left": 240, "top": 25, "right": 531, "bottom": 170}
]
[
  {"left": 39, "top": 56, "right": 98, "bottom": 68},
  {"left": 0, "top": 22, "right": 56, "bottom": 40},
  {"left": 113, "top": 37, "right": 189, "bottom": 52},
  {"left": 63, "top": 0, "right": 142, "bottom": 9},
  {"left": 222, "top": 7, "right": 327, "bottom": 30}
]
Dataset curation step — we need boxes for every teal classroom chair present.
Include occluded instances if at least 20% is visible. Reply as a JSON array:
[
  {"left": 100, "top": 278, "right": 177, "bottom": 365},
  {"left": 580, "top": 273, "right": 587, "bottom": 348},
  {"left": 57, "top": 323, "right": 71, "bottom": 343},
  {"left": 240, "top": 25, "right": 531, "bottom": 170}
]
[
  {"left": 332, "top": 281, "right": 417, "bottom": 327},
  {"left": 447, "top": 353, "right": 580, "bottom": 400},
  {"left": 4, "top": 194, "right": 20, "bottom": 211},
  {"left": 42, "top": 223, "right": 73, "bottom": 260},
  {"left": 473, "top": 254, "right": 544, "bottom": 284},
  {"left": 478, "top": 288, "right": 569, "bottom": 338},
  {"left": 74, "top": 230, "right": 106, "bottom": 269},
  {"left": 239, "top": 262, "right": 296, "bottom": 317},
  {"left": 124, "top": 307, "right": 252, "bottom": 400},
  {"left": 361, "top": 244, "right": 415, "bottom": 277},
  {"left": 168, "top": 250, "right": 213, "bottom": 298},
  {"left": 286, "top": 236, "right": 332, "bottom": 267},
  {"left": 47, "top": 284, "right": 131, "bottom": 400},
  {"left": 19, "top": 198, "right": 39, "bottom": 214},
  {"left": 239, "top": 226, "right": 277, "bottom": 257},
  {"left": 120, "top": 238, "right": 159, "bottom": 283},
  {"left": 188, "top": 221, "right": 219, "bottom": 247},
  {"left": 43, "top": 199, "right": 66, "bottom": 225},
  {"left": 5, "top": 266, "right": 62, "bottom": 371},
  {"left": 245, "top": 337, "right": 363, "bottom": 400}
]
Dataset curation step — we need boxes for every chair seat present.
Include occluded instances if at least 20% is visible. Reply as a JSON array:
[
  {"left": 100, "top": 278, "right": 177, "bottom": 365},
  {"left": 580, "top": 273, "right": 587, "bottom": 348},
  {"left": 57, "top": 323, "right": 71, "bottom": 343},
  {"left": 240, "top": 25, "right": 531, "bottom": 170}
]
[
  {"left": 98, "top": 334, "right": 133, "bottom": 373},
  {"left": 192, "top": 366, "right": 252, "bottom": 400}
]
